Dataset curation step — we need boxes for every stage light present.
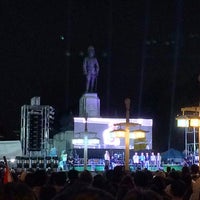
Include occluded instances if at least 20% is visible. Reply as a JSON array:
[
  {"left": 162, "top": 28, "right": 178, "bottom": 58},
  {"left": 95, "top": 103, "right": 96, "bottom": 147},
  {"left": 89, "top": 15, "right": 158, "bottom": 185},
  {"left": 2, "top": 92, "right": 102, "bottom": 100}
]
[
  {"left": 130, "top": 129, "right": 146, "bottom": 139},
  {"left": 72, "top": 138, "right": 84, "bottom": 145},
  {"left": 111, "top": 128, "right": 125, "bottom": 138},
  {"left": 23, "top": 157, "right": 30, "bottom": 169},
  {"left": 176, "top": 106, "right": 200, "bottom": 168},
  {"left": 190, "top": 117, "right": 200, "bottom": 127},
  {"left": 16, "top": 156, "right": 23, "bottom": 168},
  {"left": 10, "top": 158, "right": 15, "bottom": 163},
  {"left": 49, "top": 106, "right": 55, "bottom": 120},
  {"left": 65, "top": 51, "right": 71, "bottom": 56},
  {"left": 45, "top": 156, "right": 51, "bottom": 168},
  {"left": 74, "top": 117, "right": 152, "bottom": 126},
  {"left": 72, "top": 137, "right": 100, "bottom": 145},
  {"left": 112, "top": 126, "right": 147, "bottom": 139},
  {"left": 38, "top": 157, "right": 45, "bottom": 168},
  {"left": 87, "top": 137, "right": 100, "bottom": 145},
  {"left": 60, "top": 35, "right": 64, "bottom": 40},
  {"left": 176, "top": 115, "right": 189, "bottom": 127},
  {"left": 30, "top": 157, "right": 37, "bottom": 168},
  {"left": 52, "top": 156, "right": 59, "bottom": 170}
]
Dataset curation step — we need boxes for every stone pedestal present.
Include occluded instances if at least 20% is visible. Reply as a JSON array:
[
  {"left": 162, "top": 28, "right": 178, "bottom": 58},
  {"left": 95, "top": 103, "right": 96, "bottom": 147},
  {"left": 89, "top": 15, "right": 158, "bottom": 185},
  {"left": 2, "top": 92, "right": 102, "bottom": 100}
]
[{"left": 79, "top": 93, "right": 100, "bottom": 117}]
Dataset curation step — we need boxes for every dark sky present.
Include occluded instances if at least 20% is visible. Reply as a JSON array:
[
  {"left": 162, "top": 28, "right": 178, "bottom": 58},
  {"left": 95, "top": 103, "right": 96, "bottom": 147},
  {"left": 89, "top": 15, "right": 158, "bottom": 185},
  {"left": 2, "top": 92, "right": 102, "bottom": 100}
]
[{"left": 1, "top": 0, "right": 200, "bottom": 152}]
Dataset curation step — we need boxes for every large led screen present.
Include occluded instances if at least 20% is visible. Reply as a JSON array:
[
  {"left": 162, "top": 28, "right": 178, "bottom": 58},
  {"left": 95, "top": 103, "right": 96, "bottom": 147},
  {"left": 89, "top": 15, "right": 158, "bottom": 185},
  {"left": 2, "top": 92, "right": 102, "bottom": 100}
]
[{"left": 74, "top": 117, "right": 153, "bottom": 150}]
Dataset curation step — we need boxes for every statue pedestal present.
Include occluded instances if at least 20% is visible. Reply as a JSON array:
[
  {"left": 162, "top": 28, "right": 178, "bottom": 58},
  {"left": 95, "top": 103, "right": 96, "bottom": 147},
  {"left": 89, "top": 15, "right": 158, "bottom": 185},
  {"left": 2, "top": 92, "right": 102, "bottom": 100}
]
[{"left": 79, "top": 93, "right": 100, "bottom": 117}]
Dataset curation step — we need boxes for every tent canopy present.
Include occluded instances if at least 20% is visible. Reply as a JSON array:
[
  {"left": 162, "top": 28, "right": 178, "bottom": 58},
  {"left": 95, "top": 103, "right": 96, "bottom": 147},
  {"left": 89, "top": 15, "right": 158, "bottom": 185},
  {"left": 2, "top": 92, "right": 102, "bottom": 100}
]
[
  {"left": 161, "top": 148, "right": 184, "bottom": 162},
  {"left": 0, "top": 140, "right": 22, "bottom": 160}
]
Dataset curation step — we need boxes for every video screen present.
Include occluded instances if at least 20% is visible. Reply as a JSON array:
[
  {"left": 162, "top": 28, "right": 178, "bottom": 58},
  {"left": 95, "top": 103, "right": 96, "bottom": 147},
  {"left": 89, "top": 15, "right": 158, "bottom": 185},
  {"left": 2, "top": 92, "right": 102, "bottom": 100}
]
[{"left": 74, "top": 117, "right": 153, "bottom": 150}]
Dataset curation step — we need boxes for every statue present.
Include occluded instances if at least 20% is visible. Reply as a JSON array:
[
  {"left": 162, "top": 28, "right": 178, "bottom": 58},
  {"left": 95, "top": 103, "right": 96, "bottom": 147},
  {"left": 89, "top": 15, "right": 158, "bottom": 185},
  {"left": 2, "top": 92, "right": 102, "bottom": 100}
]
[{"left": 83, "top": 46, "right": 100, "bottom": 93}]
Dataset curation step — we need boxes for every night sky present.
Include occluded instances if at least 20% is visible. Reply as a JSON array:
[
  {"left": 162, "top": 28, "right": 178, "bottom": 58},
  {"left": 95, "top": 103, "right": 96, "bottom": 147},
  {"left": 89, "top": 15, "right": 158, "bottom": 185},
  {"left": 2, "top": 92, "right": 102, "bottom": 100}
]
[{"left": 1, "top": 0, "right": 200, "bottom": 152}]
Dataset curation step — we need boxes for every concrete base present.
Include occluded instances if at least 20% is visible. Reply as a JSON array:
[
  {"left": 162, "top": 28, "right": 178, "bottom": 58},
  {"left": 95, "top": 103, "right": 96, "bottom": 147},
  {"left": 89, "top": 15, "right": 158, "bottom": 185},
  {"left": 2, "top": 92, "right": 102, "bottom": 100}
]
[{"left": 79, "top": 93, "right": 100, "bottom": 117}]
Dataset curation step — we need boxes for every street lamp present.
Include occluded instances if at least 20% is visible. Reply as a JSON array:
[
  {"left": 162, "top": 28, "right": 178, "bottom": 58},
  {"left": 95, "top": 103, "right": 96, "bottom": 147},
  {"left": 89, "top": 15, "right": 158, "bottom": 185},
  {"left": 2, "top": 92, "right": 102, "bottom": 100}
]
[
  {"left": 112, "top": 98, "right": 146, "bottom": 171},
  {"left": 113, "top": 129, "right": 146, "bottom": 139},
  {"left": 72, "top": 115, "right": 100, "bottom": 170},
  {"left": 176, "top": 106, "right": 200, "bottom": 166}
]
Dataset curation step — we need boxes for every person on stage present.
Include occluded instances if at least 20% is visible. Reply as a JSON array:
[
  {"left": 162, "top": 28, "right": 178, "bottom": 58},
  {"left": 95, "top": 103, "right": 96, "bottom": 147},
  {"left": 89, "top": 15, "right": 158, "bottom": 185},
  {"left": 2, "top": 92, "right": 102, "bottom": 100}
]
[
  {"left": 104, "top": 150, "right": 110, "bottom": 170},
  {"left": 145, "top": 152, "right": 150, "bottom": 169},
  {"left": 156, "top": 152, "right": 162, "bottom": 169},
  {"left": 133, "top": 152, "right": 139, "bottom": 170},
  {"left": 150, "top": 152, "right": 156, "bottom": 169},
  {"left": 67, "top": 155, "right": 74, "bottom": 170},
  {"left": 49, "top": 146, "right": 57, "bottom": 157},
  {"left": 140, "top": 152, "right": 145, "bottom": 169},
  {"left": 60, "top": 150, "right": 67, "bottom": 170}
]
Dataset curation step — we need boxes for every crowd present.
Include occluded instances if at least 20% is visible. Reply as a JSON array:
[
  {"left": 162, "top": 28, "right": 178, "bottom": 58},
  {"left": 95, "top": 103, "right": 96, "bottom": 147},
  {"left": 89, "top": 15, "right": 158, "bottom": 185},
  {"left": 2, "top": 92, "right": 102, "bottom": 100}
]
[{"left": 1, "top": 163, "right": 200, "bottom": 200}]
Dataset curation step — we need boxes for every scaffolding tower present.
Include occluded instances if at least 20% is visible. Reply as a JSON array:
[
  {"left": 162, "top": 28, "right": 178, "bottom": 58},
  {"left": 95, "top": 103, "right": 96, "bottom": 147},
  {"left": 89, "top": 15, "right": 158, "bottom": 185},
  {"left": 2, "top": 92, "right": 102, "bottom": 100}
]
[
  {"left": 180, "top": 106, "right": 200, "bottom": 163},
  {"left": 20, "top": 97, "right": 55, "bottom": 157}
]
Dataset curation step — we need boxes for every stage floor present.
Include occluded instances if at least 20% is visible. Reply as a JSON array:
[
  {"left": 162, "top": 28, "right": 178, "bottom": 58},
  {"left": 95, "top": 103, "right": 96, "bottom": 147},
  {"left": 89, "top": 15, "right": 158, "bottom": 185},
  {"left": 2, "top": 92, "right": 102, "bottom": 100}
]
[{"left": 70, "top": 164, "right": 180, "bottom": 172}]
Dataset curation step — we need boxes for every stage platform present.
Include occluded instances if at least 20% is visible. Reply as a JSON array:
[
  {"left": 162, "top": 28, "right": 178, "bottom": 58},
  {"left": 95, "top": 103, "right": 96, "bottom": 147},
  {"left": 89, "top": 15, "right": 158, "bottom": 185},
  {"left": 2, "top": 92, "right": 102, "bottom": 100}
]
[{"left": 73, "top": 164, "right": 183, "bottom": 172}]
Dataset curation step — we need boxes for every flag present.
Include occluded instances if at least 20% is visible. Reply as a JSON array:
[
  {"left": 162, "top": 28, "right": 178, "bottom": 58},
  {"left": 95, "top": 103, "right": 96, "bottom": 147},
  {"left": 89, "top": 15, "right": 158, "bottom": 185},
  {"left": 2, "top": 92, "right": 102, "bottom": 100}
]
[{"left": 3, "top": 156, "right": 13, "bottom": 184}]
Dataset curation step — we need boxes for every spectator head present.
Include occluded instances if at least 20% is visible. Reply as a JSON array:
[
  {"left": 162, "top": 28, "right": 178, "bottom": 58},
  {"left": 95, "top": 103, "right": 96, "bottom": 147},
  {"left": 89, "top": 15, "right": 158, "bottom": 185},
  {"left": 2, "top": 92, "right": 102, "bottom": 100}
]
[
  {"left": 79, "top": 170, "right": 93, "bottom": 184},
  {"left": 165, "top": 179, "right": 187, "bottom": 199},
  {"left": 67, "top": 169, "right": 79, "bottom": 184},
  {"left": 190, "top": 164, "right": 199, "bottom": 175},
  {"left": 50, "top": 171, "right": 67, "bottom": 186}
]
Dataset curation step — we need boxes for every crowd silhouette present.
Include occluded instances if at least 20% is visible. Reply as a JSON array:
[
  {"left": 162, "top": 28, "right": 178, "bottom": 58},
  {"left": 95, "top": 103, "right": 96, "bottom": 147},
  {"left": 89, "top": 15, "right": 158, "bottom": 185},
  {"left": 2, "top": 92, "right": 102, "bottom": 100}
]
[{"left": 1, "top": 163, "right": 200, "bottom": 200}]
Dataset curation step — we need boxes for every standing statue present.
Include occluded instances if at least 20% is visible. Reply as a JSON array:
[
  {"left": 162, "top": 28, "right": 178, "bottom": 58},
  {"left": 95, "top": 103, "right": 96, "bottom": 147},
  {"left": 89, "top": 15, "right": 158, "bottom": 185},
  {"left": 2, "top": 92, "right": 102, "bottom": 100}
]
[{"left": 83, "top": 46, "right": 100, "bottom": 93}]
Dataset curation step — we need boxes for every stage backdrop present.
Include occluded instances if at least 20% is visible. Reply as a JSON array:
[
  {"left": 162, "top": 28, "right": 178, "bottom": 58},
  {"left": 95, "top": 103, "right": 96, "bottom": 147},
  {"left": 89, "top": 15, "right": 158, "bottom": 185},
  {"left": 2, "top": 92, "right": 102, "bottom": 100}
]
[{"left": 74, "top": 117, "right": 153, "bottom": 150}]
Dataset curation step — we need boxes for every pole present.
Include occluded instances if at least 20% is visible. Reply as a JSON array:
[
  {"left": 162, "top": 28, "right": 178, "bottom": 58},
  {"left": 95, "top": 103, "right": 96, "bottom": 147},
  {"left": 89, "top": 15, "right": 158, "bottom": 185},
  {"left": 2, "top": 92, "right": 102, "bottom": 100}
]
[
  {"left": 124, "top": 98, "right": 130, "bottom": 171},
  {"left": 84, "top": 132, "right": 88, "bottom": 170},
  {"left": 198, "top": 106, "right": 200, "bottom": 168},
  {"left": 198, "top": 105, "right": 200, "bottom": 168},
  {"left": 84, "top": 114, "right": 88, "bottom": 170},
  {"left": 185, "top": 127, "right": 187, "bottom": 157},
  {"left": 194, "top": 127, "right": 196, "bottom": 164},
  {"left": 198, "top": 108, "right": 200, "bottom": 168}
]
